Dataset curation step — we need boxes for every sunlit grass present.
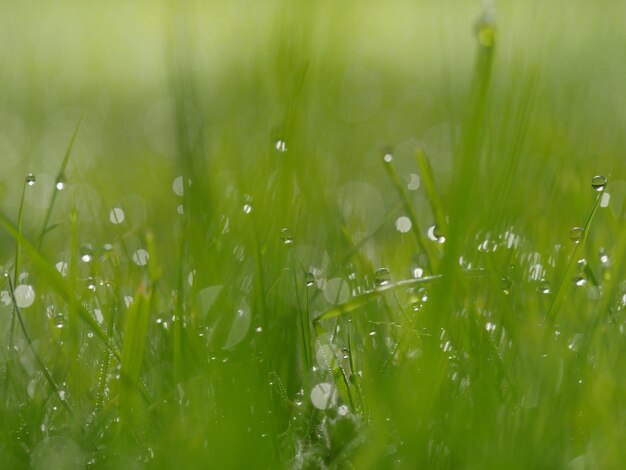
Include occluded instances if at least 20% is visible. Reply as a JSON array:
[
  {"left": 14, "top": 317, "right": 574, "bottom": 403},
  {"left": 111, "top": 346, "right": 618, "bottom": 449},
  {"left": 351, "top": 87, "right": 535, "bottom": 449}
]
[{"left": 0, "top": 1, "right": 625, "bottom": 468}]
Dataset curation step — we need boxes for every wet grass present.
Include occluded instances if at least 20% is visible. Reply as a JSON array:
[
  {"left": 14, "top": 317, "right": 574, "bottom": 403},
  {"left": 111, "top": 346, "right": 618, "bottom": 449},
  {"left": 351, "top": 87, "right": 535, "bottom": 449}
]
[{"left": 1, "top": 0, "right": 626, "bottom": 468}]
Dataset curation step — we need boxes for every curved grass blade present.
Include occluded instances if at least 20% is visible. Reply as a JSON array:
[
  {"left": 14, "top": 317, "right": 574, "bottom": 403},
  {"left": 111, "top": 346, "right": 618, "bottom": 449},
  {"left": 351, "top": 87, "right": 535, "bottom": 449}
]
[
  {"left": 383, "top": 154, "right": 440, "bottom": 274},
  {"left": 5, "top": 275, "right": 72, "bottom": 415},
  {"left": 37, "top": 114, "right": 84, "bottom": 249},
  {"left": 314, "top": 275, "right": 443, "bottom": 323},
  {"left": 546, "top": 188, "right": 605, "bottom": 323}
]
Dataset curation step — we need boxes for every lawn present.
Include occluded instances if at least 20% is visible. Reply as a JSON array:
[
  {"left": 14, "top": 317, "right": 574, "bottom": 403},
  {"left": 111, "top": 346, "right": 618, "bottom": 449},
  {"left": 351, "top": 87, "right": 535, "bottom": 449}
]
[{"left": 0, "top": 0, "right": 625, "bottom": 468}]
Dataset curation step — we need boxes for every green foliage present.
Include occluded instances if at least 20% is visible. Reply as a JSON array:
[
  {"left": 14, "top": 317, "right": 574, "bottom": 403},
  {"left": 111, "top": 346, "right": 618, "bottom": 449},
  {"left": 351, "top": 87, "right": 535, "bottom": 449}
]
[{"left": 0, "top": 1, "right": 625, "bottom": 468}]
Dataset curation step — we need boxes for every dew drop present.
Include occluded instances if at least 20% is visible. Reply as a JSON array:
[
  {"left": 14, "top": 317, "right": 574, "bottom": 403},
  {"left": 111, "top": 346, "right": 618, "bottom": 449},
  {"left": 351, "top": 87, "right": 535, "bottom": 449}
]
[
  {"left": 275, "top": 140, "right": 287, "bottom": 153},
  {"left": 280, "top": 228, "right": 294, "bottom": 245},
  {"left": 109, "top": 208, "right": 125, "bottom": 225},
  {"left": 375, "top": 267, "right": 391, "bottom": 286},
  {"left": 242, "top": 204, "right": 252, "bottom": 214},
  {"left": 93, "top": 309, "right": 104, "bottom": 324},
  {"left": 55, "top": 175, "right": 66, "bottom": 190},
  {"left": 338, "top": 404, "right": 349, "bottom": 416},
  {"left": 569, "top": 227, "right": 583, "bottom": 244},
  {"left": 501, "top": 277, "right": 511, "bottom": 295},
  {"left": 310, "top": 382, "right": 337, "bottom": 410},
  {"left": 0, "top": 291, "right": 11, "bottom": 306},
  {"left": 304, "top": 272, "right": 315, "bottom": 287},
  {"left": 407, "top": 173, "right": 420, "bottom": 191},
  {"left": 538, "top": 279, "right": 551, "bottom": 294},
  {"left": 80, "top": 245, "right": 93, "bottom": 263},
  {"left": 427, "top": 225, "right": 446, "bottom": 243},
  {"left": 26, "top": 173, "right": 36, "bottom": 186},
  {"left": 411, "top": 267, "right": 424, "bottom": 279},
  {"left": 132, "top": 249, "right": 149, "bottom": 266},
  {"left": 395, "top": 216, "right": 412, "bottom": 233},
  {"left": 54, "top": 312, "right": 65, "bottom": 329},
  {"left": 172, "top": 176, "right": 184, "bottom": 196},
  {"left": 572, "top": 274, "right": 586, "bottom": 287},
  {"left": 55, "top": 262, "right": 68, "bottom": 277},
  {"left": 591, "top": 175, "right": 607, "bottom": 192},
  {"left": 14, "top": 284, "right": 35, "bottom": 308}
]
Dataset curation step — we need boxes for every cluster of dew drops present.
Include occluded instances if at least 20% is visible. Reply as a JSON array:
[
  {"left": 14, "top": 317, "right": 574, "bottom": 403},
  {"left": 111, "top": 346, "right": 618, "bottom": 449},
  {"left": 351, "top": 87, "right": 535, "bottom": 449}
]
[{"left": 2, "top": 172, "right": 152, "bottom": 314}]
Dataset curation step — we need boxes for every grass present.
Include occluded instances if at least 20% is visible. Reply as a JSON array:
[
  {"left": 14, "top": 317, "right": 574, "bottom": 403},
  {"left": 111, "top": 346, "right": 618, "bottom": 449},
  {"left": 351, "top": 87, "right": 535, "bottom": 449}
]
[{"left": 1, "top": 0, "right": 626, "bottom": 468}]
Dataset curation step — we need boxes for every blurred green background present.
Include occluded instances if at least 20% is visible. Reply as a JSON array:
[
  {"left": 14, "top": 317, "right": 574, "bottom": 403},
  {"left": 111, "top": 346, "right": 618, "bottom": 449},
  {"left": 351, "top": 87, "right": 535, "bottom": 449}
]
[{"left": 0, "top": 0, "right": 625, "bottom": 468}]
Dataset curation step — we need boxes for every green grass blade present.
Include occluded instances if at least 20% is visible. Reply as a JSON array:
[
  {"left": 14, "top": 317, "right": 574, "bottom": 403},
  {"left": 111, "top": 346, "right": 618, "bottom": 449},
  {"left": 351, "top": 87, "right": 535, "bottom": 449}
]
[
  {"left": 546, "top": 188, "right": 605, "bottom": 323},
  {"left": 5, "top": 275, "right": 72, "bottom": 415},
  {"left": 383, "top": 154, "right": 440, "bottom": 274},
  {"left": 120, "top": 282, "right": 152, "bottom": 391},
  {"left": 415, "top": 147, "right": 448, "bottom": 235},
  {"left": 37, "top": 114, "right": 83, "bottom": 248},
  {"left": 315, "top": 275, "right": 443, "bottom": 323}
]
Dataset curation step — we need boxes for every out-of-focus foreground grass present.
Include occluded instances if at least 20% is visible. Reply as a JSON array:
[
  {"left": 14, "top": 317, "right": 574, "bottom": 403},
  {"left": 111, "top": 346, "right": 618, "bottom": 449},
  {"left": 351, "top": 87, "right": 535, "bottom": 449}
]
[{"left": 0, "top": 0, "right": 625, "bottom": 468}]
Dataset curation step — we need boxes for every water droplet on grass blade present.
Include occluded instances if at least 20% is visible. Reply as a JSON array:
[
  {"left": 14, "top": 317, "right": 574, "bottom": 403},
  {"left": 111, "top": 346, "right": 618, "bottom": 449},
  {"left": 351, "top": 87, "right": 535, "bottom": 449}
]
[
  {"left": 427, "top": 225, "right": 445, "bottom": 243},
  {"left": 172, "top": 176, "right": 184, "bottom": 196},
  {"left": 80, "top": 245, "right": 93, "bottom": 263},
  {"left": 569, "top": 227, "right": 583, "bottom": 243},
  {"left": 383, "top": 153, "right": 393, "bottom": 163},
  {"left": 304, "top": 272, "right": 315, "bottom": 287},
  {"left": 14, "top": 284, "right": 35, "bottom": 308},
  {"left": 573, "top": 273, "right": 586, "bottom": 286},
  {"left": 539, "top": 279, "right": 551, "bottom": 294},
  {"left": 54, "top": 261, "right": 68, "bottom": 276},
  {"left": 55, "top": 175, "right": 66, "bottom": 190},
  {"left": 1, "top": 291, "right": 12, "bottom": 306},
  {"left": 375, "top": 268, "right": 390, "bottom": 286},
  {"left": 280, "top": 228, "right": 293, "bottom": 244},
  {"left": 242, "top": 203, "right": 252, "bottom": 214},
  {"left": 26, "top": 173, "right": 36, "bottom": 186},
  {"left": 395, "top": 216, "right": 412, "bottom": 233},
  {"left": 275, "top": 140, "right": 287, "bottom": 153},
  {"left": 310, "top": 382, "right": 337, "bottom": 410},
  {"left": 407, "top": 173, "right": 420, "bottom": 191},
  {"left": 591, "top": 175, "right": 607, "bottom": 191},
  {"left": 132, "top": 249, "right": 149, "bottom": 266},
  {"left": 109, "top": 207, "right": 125, "bottom": 224}
]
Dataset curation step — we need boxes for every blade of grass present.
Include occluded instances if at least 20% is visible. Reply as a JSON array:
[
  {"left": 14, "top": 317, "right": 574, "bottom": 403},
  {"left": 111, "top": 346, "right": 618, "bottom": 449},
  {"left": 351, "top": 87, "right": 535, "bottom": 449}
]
[
  {"left": 37, "top": 114, "right": 83, "bottom": 249},
  {"left": 546, "top": 188, "right": 605, "bottom": 324},
  {"left": 5, "top": 275, "right": 72, "bottom": 415},
  {"left": 415, "top": 147, "right": 448, "bottom": 235},
  {"left": 120, "top": 281, "right": 152, "bottom": 400},
  {"left": 7, "top": 178, "right": 29, "bottom": 384},
  {"left": 315, "top": 275, "right": 443, "bottom": 323},
  {"left": 383, "top": 153, "right": 440, "bottom": 274}
]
